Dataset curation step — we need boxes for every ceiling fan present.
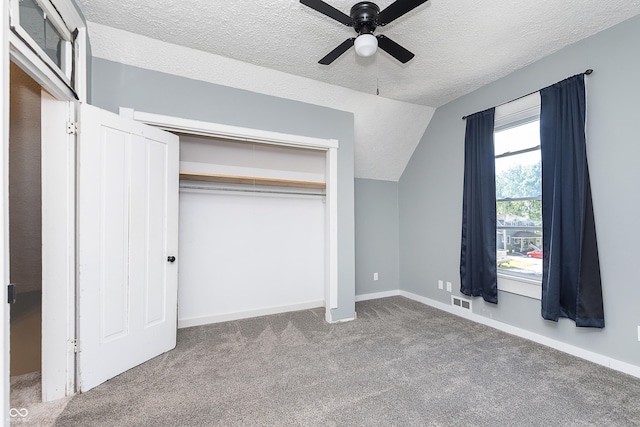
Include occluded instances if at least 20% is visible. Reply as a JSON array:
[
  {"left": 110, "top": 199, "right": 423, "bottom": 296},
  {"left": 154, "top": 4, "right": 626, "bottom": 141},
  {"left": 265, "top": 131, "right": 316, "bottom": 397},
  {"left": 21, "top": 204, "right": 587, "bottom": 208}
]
[{"left": 300, "top": 0, "right": 428, "bottom": 65}]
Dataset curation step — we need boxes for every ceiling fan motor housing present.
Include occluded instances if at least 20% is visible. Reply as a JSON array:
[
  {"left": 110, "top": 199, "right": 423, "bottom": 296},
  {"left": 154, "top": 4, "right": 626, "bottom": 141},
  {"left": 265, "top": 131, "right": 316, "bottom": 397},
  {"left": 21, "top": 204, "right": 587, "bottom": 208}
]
[
  {"left": 300, "top": 0, "right": 425, "bottom": 64},
  {"left": 350, "top": 2, "right": 380, "bottom": 35}
]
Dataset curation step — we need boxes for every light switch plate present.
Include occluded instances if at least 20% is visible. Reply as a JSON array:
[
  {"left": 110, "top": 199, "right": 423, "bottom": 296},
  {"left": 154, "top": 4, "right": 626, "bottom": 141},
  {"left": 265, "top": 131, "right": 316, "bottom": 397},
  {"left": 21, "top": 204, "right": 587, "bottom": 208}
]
[
  {"left": 438, "top": 280, "right": 444, "bottom": 290},
  {"left": 446, "top": 281, "right": 452, "bottom": 292}
]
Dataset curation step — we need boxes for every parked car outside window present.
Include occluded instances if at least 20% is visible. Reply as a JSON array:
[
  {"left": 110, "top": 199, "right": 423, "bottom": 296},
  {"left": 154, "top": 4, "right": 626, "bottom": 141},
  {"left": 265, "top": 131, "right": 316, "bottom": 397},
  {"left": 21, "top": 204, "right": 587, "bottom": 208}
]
[{"left": 526, "top": 249, "right": 542, "bottom": 259}]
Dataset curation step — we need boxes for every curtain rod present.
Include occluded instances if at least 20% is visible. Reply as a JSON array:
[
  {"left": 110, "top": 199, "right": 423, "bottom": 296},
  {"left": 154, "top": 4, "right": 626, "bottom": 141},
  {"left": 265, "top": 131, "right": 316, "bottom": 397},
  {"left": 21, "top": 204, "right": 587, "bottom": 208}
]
[{"left": 461, "top": 69, "right": 593, "bottom": 120}]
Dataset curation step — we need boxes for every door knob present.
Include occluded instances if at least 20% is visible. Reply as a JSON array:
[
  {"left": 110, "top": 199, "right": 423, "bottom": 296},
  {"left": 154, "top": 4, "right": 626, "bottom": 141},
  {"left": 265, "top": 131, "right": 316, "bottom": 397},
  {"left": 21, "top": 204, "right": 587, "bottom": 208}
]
[{"left": 167, "top": 256, "right": 176, "bottom": 263}]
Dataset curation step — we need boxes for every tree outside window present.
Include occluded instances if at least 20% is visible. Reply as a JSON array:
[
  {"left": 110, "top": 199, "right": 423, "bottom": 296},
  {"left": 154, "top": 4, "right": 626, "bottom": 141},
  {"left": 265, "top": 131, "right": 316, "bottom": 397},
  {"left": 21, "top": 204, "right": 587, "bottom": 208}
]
[{"left": 495, "top": 120, "right": 542, "bottom": 281}]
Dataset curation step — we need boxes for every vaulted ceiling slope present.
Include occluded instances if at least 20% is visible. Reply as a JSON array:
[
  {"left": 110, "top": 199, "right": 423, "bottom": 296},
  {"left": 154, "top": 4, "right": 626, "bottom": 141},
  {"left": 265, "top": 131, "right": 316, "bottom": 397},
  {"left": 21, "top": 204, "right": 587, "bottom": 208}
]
[{"left": 77, "top": 0, "right": 640, "bottom": 180}]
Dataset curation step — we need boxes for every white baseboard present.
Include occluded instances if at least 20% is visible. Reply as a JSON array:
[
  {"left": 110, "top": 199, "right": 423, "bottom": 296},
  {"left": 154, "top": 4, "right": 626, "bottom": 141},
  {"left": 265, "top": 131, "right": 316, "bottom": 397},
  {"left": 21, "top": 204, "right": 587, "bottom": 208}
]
[
  {"left": 355, "top": 290, "right": 401, "bottom": 302},
  {"left": 399, "top": 290, "right": 640, "bottom": 380},
  {"left": 327, "top": 315, "right": 356, "bottom": 324},
  {"left": 178, "top": 300, "right": 324, "bottom": 328}
]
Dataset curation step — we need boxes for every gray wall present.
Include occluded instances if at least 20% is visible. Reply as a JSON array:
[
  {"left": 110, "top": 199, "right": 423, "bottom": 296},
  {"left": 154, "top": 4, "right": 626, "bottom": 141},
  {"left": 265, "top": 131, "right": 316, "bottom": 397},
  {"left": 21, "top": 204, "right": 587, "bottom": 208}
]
[
  {"left": 399, "top": 15, "right": 640, "bottom": 368},
  {"left": 355, "top": 178, "right": 399, "bottom": 296},
  {"left": 91, "top": 58, "right": 356, "bottom": 321}
]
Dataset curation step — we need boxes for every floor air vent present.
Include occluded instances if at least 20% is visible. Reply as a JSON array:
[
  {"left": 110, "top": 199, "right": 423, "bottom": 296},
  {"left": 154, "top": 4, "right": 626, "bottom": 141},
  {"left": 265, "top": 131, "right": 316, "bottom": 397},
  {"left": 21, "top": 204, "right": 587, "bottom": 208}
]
[{"left": 451, "top": 295, "right": 472, "bottom": 311}]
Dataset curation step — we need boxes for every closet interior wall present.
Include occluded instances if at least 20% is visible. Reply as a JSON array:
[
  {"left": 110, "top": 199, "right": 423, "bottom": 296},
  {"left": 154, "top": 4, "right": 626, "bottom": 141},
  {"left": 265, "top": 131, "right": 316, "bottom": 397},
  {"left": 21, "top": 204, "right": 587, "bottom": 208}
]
[{"left": 177, "top": 135, "right": 328, "bottom": 327}]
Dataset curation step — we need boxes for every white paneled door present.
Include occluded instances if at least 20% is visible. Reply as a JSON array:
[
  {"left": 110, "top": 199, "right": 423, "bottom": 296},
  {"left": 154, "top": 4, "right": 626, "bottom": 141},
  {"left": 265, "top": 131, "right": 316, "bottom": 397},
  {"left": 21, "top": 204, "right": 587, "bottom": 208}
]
[{"left": 77, "top": 104, "right": 179, "bottom": 392}]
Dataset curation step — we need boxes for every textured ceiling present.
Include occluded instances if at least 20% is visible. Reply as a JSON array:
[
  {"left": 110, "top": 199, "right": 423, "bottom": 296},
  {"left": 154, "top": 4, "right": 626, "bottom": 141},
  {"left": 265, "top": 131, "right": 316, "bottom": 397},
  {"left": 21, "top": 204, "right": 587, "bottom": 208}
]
[
  {"left": 76, "top": 0, "right": 640, "bottom": 180},
  {"left": 76, "top": 0, "right": 640, "bottom": 107}
]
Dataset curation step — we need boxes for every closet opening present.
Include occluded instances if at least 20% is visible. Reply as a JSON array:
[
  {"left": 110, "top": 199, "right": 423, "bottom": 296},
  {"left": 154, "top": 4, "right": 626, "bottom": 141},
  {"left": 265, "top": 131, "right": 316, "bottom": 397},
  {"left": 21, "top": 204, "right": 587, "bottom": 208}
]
[
  {"left": 177, "top": 134, "right": 328, "bottom": 326},
  {"left": 120, "top": 107, "right": 339, "bottom": 323}
]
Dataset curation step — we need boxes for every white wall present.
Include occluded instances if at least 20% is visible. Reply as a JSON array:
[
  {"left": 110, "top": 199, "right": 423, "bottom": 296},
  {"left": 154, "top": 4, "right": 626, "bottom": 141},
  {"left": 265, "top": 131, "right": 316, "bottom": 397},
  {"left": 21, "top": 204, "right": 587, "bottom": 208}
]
[
  {"left": 180, "top": 134, "right": 325, "bottom": 183},
  {"left": 177, "top": 189, "right": 325, "bottom": 327}
]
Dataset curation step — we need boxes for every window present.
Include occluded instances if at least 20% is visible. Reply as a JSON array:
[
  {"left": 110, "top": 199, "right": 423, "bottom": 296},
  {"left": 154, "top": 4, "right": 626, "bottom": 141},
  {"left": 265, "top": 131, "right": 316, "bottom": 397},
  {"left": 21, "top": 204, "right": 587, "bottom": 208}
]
[
  {"left": 9, "top": 0, "right": 80, "bottom": 92},
  {"left": 494, "top": 93, "right": 542, "bottom": 298},
  {"left": 18, "top": 0, "right": 68, "bottom": 69}
]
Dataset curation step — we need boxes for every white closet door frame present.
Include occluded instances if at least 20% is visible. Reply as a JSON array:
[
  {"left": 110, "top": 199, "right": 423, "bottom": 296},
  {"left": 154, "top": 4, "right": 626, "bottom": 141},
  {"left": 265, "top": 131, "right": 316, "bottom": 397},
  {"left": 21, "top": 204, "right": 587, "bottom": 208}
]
[{"left": 119, "top": 108, "right": 340, "bottom": 321}]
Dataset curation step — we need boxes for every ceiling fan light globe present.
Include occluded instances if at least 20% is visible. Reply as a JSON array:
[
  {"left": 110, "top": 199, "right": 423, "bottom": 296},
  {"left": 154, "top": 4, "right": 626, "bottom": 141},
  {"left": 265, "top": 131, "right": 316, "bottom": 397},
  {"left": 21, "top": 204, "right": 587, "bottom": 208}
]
[{"left": 354, "top": 34, "right": 378, "bottom": 57}]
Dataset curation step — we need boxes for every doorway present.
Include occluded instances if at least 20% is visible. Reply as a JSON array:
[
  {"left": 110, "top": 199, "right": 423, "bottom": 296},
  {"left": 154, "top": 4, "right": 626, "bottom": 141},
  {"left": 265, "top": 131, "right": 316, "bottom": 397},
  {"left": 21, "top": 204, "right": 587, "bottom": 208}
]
[
  {"left": 9, "top": 61, "right": 42, "bottom": 378},
  {"left": 8, "top": 61, "right": 75, "bottom": 423},
  {"left": 8, "top": 60, "right": 45, "bottom": 419}
]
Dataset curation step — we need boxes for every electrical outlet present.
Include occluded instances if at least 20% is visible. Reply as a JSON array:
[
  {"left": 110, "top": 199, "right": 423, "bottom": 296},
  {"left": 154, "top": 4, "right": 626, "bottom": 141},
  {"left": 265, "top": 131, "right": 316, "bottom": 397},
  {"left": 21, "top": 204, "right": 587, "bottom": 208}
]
[
  {"left": 373, "top": 272, "right": 378, "bottom": 281},
  {"left": 438, "top": 280, "right": 444, "bottom": 290},
  {"left": 446, "top": 281, "right": 452, "bottom": 292},
  {"left": 637, "top": 325, "right": 640, "bottom": 342}
]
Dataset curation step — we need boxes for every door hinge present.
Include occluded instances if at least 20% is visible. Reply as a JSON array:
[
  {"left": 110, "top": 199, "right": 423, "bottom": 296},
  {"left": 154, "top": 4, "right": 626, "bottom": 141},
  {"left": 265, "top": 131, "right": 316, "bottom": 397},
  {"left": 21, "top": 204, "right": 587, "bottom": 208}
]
[
  {"left": 70, "top": 339, "right": 79, "bottom": 353},
  {"left": 66, "top": 121, "right": 78, "bottom": 135},
  {"left": 7, "top": 284, "right": 16, "bottom": 304}
]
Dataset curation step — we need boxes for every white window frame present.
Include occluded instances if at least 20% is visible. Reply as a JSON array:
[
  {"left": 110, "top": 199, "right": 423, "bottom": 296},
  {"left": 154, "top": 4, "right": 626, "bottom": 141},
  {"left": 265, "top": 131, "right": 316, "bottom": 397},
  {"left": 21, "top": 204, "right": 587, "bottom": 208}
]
[
  {"left": 8, "top": 0, "right": 87, "bottom": 102},
  {"left": 494, "top": 92, "right": 542, "bottom": 300}
]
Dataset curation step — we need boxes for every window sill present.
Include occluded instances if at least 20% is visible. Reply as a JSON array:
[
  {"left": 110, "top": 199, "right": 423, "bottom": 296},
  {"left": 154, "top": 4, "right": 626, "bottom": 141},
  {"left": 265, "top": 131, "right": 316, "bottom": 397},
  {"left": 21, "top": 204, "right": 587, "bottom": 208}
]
[{"left": 497, "top": 273, "right": 541, "bottom": 300}]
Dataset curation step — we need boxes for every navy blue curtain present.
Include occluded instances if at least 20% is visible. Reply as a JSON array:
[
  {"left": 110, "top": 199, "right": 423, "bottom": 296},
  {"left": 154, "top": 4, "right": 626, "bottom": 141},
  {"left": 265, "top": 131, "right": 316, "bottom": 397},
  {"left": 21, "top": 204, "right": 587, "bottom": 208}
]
[
  {"left": 460, "top": 108, "right": 497, "bottom": 304},
  {"left": 540, "top": 74, "right": 604, "bottom": 328}
]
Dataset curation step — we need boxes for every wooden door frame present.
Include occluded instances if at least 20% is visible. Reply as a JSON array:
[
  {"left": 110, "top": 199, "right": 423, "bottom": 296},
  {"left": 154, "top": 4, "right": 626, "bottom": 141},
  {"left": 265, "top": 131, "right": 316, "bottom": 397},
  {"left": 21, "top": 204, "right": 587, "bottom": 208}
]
[{"left": 119, "top": 108, "right": 341, "bottom": 321}]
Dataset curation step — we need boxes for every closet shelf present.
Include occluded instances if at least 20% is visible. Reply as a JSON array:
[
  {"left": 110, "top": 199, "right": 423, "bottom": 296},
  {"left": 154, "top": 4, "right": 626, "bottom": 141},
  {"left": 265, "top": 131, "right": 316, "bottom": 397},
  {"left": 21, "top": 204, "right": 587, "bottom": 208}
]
[{"left": 179, "top": 172, "right": 326, "bottom": 190}]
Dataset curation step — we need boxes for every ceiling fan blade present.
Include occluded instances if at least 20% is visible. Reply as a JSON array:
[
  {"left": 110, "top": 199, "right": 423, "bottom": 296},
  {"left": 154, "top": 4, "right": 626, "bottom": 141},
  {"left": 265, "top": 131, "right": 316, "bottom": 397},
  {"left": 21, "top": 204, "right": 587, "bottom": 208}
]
[
  {"left": 376, "top": 35, "right": 415, "bottom": 63},
  {"left": 319, "top": 38, "right": 355, "bottom": 65},
  {"left": 378, "top": 0, "right": 428, "bottom": 25},
  {"left": 300, "top": 0, "right": 352, "bottom": 26}
]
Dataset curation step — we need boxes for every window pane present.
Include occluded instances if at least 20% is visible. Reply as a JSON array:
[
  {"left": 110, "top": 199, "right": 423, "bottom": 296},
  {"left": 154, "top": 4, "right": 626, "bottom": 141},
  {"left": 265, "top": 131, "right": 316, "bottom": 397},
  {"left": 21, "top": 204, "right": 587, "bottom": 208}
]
[
  {"left": 497, "top": 218, "right": 542, "bottom": 281},
  {"left": 497, "top": 199, "right": 542, "bottom": 228},
  {"left": 495, "top": 119, "right": 541, "bottom": 199},
  {"left": 494, "top": 120, "right": 539, "bottom": 156},
  {"left": 496, "top": 155, "right": 541, "bottom": 199},
  {"left": 19, "top": 0, "right": 64, "bottom": 68},
  {"left": 44, "top": 16, "right": 62, "bottom": 66},
  {"left": 495, "top": 120, "right": 542, "bottom": 282},
  {"left": 496, "top": 201, "right": 543, "bottom": 280}
]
